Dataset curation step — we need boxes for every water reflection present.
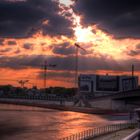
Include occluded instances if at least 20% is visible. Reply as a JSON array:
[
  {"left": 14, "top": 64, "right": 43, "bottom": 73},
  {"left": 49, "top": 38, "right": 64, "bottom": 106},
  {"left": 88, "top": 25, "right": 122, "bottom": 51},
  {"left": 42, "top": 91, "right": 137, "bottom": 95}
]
[{"left": 0, "top": 104, "right": 128, "bottom": 140}]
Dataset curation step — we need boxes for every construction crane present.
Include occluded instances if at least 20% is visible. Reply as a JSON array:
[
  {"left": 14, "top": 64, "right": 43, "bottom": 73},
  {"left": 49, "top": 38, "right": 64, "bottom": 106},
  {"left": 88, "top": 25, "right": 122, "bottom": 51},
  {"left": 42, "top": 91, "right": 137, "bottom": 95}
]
[{"left": 42, "top": 60, "right": 56, "bottom": 90}]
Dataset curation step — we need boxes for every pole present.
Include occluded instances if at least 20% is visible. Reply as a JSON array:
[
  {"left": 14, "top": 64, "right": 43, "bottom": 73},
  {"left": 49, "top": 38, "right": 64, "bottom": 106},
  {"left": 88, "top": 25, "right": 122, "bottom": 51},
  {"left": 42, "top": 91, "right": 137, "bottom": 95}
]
[
  {"left": 132, "top": 64, "right": 134, "bottom": 77},
  {"left": 135, "top": 108, "right": 140, "bottom": 140},
  {"left": 74, "top": 43, "right": 87, "bottom": 99},
  {"left": 75, "top": 47, "right": 78, "bottom": 88},
  {"left": 43, "top": 61, "right": 56, "bottom": 92},
  {"left": 132, "top": 64, "right": 134, "bottom": 89},
  {"left": 44, "top": 60, "right": 47, "bottom": 90}
]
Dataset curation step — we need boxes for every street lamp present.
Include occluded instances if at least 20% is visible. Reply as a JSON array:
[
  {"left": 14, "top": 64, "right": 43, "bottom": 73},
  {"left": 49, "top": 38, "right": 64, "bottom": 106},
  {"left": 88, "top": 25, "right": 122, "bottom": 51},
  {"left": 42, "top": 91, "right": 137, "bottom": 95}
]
[{"left": 74, "top": 43, "right": 87, "bottom": 95}]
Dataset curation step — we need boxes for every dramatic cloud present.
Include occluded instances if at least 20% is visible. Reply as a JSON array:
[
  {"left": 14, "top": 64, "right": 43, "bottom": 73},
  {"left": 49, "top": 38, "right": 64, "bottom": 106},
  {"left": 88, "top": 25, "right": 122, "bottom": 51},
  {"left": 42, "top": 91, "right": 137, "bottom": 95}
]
[
  {"left": 23, "top": 43, "right": 33, "bottom": 50},
  {"left": 14, "top": 49, "right": 21, "bottom": 54},
  {"left": 38, "top": 71, "right": 75, "bottom": 79},
  {"left": 128, "top": 50, "right": 140, "bottom": 56},
  {"left": 0, "top": 0, "right": 74, "bottom": 38},
  {"left": 0, "top": 39, "right": 4, "bottom": 46},
  {"left": 7, "top": 41, "right": 17, "bottom": 45},
  {"left": 52, "top": 42, "right": 75, "bottom": 55},
  {"left": 0, "top": 55, "right": 139, "bottom": 71},
  {"left": 0, "top": 55, "right": 45, "bottom": 69},
  {"left": 74, "top": 0, "right": 140, "bottom": 38},
  {"left": 136, "top": 44, "right": 140, "bottom": 49},
  {"left": 0, "top": 48, "right": 12, "bottom": 53},
  {"left": 127, "top": 43, "right": 140, "bottom": 56}
]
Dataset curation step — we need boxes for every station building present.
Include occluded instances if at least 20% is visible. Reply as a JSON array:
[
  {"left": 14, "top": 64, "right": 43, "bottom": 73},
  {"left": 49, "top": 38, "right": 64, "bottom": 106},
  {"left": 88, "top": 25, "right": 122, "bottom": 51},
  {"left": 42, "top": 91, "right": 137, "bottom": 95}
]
[{"left": 78, "top": 74, "right": 139, "bottom": 97}]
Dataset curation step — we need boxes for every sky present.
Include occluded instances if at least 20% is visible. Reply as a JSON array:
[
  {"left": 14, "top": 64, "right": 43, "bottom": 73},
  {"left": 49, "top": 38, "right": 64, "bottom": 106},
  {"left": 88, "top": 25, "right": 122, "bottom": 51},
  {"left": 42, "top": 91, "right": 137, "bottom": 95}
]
[{"left": 0, "top": 0, "right": 140, "bottom": 88}]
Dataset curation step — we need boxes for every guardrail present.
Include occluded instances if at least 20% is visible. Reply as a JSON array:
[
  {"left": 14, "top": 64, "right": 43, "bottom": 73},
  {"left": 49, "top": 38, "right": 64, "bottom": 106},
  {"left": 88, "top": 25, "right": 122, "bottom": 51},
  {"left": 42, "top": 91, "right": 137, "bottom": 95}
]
[
  {"left": 0, "top": 95, "right": 74, "bottom": 102},
  {"left": 122, "top": 129, "right": 140, "bottom": 140},
  {"left": 59, "top": 121, "right": 137, "bottom": 140},
  {"left": 122, "top": 108, "right": 140, "bottom": 140}
]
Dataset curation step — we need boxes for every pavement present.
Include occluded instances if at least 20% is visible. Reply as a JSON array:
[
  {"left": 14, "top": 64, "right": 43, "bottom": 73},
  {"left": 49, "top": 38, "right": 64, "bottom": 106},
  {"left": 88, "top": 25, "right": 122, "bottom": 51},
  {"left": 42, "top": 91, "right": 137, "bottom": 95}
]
[{"left": 89, "top": 128, "right": 137, "bottom": 140}]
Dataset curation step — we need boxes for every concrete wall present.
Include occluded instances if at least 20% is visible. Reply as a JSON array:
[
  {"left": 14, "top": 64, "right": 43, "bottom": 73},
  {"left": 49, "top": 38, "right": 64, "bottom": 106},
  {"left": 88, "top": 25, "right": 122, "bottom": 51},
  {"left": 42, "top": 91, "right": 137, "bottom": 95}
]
[
  {"left": 90, "top": 99, "right": 113, "bottom": 110},
  {"left": 111, "top": 100, "right": 126, "bottom": 111},
  {"left": 89, "top": 99, "right": 133, "bottom": 111},
  {"left": 0, "top": 98, "right": 74, "bottom": 107},
  {"left": 0, "top": 97, "right": 139, "bottom": 112}
]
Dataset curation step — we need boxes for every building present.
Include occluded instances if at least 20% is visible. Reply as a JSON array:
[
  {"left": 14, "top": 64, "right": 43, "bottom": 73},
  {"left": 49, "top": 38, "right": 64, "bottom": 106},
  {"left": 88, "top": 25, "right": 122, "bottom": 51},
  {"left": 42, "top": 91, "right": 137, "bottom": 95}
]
[{"left": 79, "top": 74, "right": 139, "bottom": 97}]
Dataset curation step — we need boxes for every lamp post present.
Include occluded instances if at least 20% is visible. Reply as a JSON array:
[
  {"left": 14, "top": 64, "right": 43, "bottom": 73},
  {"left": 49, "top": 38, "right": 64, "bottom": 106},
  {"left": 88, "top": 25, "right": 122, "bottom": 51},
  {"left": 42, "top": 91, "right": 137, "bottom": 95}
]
[{"left": 74, "top": 43, "right": 87, "bottom": 96}]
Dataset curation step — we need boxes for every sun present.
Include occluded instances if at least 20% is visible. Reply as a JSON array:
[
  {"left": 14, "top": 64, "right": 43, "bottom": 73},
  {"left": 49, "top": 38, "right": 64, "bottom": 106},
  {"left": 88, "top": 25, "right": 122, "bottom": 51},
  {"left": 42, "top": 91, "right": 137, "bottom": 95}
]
[
  {"left": 74, "top": 26, "right": 95, "bottom": 43},
  {"left": 59, "top": 0, "right": 74, "bottom": 6}
]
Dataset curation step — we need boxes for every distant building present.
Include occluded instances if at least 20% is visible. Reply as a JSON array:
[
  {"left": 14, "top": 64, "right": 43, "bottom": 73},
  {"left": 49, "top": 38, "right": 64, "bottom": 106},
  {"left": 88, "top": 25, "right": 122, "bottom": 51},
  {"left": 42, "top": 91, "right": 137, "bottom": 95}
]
[{"left": 78, "top": 74, "right": 139, "bottom": 97}]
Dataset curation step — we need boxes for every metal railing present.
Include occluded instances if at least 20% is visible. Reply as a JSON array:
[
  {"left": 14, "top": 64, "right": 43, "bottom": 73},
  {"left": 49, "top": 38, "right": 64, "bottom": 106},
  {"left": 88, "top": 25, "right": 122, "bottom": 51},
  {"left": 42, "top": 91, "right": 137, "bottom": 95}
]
[
  {"left": 59, "top": 121, "right": 137, "bottom": 140},
  {"left": 0, "top": 95, "right": 74, "bottom": 102},
  {"left": 122, "top": 129, "right": 140, "bottom": 140},
  {"left": 122, "top": 108, "right": 140, "bottom": 140}
]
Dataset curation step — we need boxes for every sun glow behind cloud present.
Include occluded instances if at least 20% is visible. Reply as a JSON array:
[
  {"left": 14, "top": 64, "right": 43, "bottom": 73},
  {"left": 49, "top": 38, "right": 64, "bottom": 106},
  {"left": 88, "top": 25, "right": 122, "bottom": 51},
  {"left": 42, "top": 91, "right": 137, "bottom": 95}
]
[
  {"left": 1, "top": 14, "right": 140, "bottom": 88},
  {"left": 59, "top": 0, "right": 74, "bottom": 6},
  {"left": 74, "top": 19, "right": 123, "bottom": 59},
  {"left": 73, "top": 15, "right": 140, "bottom": 60}
]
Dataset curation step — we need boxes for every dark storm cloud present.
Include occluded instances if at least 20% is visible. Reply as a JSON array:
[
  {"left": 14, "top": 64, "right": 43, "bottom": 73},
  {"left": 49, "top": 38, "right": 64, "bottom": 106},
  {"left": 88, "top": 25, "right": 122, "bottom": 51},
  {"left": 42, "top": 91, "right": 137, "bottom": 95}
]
[
  {"left": 52, "top": 42, "right": 92, "bottom": 56},
  {"left": 14, "top": 49, "right": 21, "bottom": 54},
  {"left": 0, "top": 0, "right": 73, "bottom": 38},
  {"left": 127, "top": 43, "right": 140, "bottom": 56},
  {"left": 23, "top": 43, "right": 33, "bottom": 50},
  {"left": 0, "top": 55, "right": 75, "bottom": 70},
  {"left": 128, "top": 50, "right": 140, "bottom": 56},
  {"left": 0, "top": 48, "right": 12, "bottom": 53},
  {"left": 8, "top": 41, "right": 17, "bottom": 45},
  {"left": 74, "top": 0, "right": 140, "bottom": 38},
  {"left": 0, "top": 54, "right": 140, "bottom": 72},
  {"left": 136, "top": 44, "right": 140, "bottom": 49},
  {"left": 0, "top": 39, "right": 4, "bottom": 46},
  {"left": 0, "top": 55, "right": 46, "bottom": 69},
  {"left": 52, "top": 42, "right": 75, "bottom": 55},
  {"left": 38, "top": 71, "right": 75, "bottom": 79}
]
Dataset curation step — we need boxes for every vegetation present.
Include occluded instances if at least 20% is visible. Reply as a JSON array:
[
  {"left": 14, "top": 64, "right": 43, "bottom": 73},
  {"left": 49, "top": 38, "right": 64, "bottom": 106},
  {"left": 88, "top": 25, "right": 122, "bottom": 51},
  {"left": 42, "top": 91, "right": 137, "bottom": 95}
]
[{"left": 0, "top": 85, "right": 76, "bottom": 98}]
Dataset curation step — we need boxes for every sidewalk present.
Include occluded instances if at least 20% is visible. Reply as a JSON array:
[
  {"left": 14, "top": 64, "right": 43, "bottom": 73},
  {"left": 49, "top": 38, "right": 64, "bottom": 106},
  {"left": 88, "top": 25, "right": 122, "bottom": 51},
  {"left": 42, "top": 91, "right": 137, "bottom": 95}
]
[{"left": 89, "top": 128, "right": 137, "bottom": 140}]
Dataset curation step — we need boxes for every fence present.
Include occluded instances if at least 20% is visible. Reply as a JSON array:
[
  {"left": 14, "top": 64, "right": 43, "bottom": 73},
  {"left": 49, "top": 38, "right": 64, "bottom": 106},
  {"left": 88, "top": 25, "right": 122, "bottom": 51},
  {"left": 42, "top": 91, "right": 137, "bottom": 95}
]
[
  {"left": 59, "top": 121, "right": 137, "bottom": 140},
  {"left": 0, "top": 95, "right": 74, "bottom": 102},
  {"left": 122, "top": 129, "right": 140, "bottom": 140},
  {"left": 122, "top": 108, "right": 140, "bottom": 140}
]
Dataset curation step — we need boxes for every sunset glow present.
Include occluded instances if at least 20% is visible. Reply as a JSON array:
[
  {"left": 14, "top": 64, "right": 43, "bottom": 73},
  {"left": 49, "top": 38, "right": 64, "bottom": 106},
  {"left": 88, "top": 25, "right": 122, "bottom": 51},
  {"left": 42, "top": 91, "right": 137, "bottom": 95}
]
[{"left": 0, "top": 0, "right": 140, "bottom": 88}]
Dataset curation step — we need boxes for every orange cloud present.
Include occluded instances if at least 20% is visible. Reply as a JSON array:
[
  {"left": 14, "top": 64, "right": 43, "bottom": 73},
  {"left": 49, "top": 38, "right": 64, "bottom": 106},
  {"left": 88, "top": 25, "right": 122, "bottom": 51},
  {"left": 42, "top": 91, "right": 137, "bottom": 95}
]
[{"left": 0, "top": 5, "right": 140, "bottom": 88}]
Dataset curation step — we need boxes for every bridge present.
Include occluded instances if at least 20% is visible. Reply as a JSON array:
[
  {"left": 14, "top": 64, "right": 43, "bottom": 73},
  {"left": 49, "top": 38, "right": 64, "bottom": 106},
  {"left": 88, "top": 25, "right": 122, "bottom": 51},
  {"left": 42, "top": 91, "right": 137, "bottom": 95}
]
[{"left": 88, "top": 89, "right": 140, "bottom": 111}]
